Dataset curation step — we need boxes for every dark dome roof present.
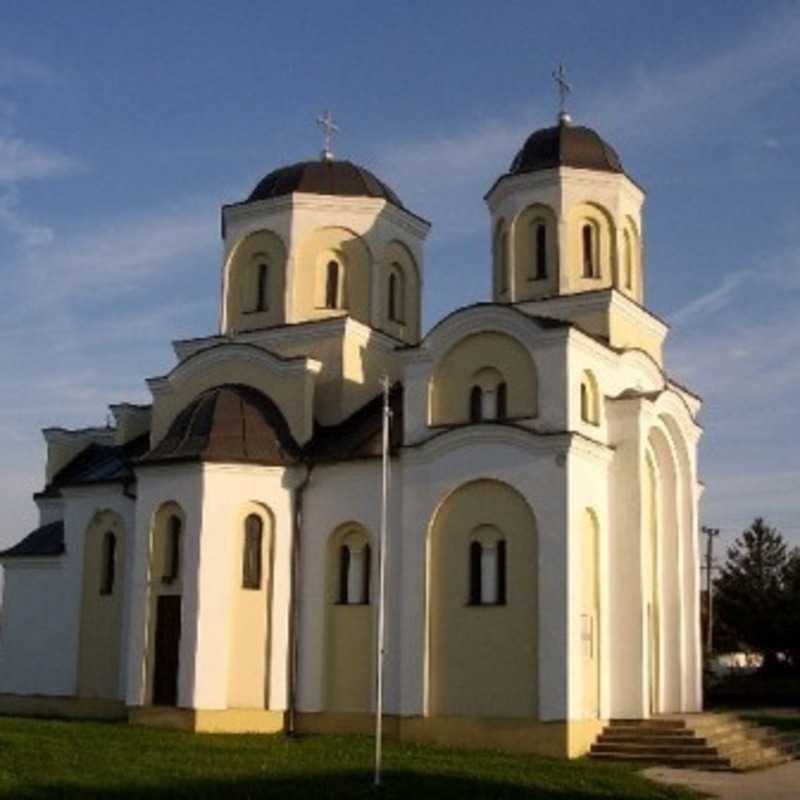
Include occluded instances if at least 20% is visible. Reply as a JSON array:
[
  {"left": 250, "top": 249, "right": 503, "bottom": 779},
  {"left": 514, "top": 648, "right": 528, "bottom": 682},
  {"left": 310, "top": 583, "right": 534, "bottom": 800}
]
[
  {"left": 509, "top": 121, "right": 624, "bottom": 177},
  {"left": 247, "top": 159, "right": 404, "bottom": 208},
  {"left": 144, "top": 384, "right": 300, "bottom": 466}
]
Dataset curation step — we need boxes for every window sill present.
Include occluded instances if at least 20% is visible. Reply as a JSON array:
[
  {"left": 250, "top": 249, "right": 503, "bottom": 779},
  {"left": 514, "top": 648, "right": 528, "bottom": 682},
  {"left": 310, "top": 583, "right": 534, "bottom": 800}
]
[
  {"left": 333, "top": 602, "right": 371, "bottom": 607},
  {"left": 465, "top": 602, "right": 507, "bottom": 608},
  {"left": 242, "top": 309, "right": 270, "bottom": 316}
]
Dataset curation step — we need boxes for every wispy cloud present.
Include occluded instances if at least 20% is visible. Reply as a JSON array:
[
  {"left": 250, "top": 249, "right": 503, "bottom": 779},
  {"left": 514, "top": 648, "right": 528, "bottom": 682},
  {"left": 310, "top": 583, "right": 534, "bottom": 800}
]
[
  {"left": 669, "top": 270, "right": 754, "bottom": 325},
  {"left": 0, "top": 134, "right": 80, "bottom": 183}
]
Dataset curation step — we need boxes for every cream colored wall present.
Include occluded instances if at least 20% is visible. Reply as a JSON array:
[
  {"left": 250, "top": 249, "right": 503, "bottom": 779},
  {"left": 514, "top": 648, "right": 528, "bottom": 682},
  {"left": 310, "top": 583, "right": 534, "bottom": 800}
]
[
  {"left": 581, "top": 509, "right": 599, "bottom": 719},
  {"left": 143, "top": 501, "right": 185, "bottom": 706},
  {"left": 511, "top": 203, "right": 559, "bottom": 301},
  {"left": 430, "top": 332, "right": 538, "bottom": 424},
  {"left": 608, "top": 306, "right": 663, "bottom": 363},
  {"left": 224, "top": 230, "right": 287, "bottom": 333},
  {"left": 77, "top": 511, "right": 126, "bottom": 700},
  {"left": 565, "top": 202, "right": 615, "bottom": 293},
  {"left": 227, "top": 502, "right": 273, "bottom": 709},
  {"left": 149, "top": 346, "right": 317, "bottom": 446},
  {"left": 643, "top": 450, "right": 660, "bottom": 714},
  {"left": 291, "top": 227, "right": 371, "bottom": 325},
  {"left": 429, "top": 479, "right": 538, "bottom": 718},
  {"left": 324, "top": 523, "right": 374, "bottom": 712}
]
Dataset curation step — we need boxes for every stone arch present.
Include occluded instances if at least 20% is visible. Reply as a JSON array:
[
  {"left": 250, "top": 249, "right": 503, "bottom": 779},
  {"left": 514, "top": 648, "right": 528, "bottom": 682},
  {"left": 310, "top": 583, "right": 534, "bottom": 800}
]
[
  {"left": 430, "top": 331, "right": 538, "bottom": 425},
  {"left": 581, "top": 508, "right": 601, "bottom": 719},
  {"left": 144, "top": 501, "right": 187, "bottom": 707},
  {"left": 293, "top": 226, "right": 372, "bottom": 325},
  {"left": 228, "top": 501, "right": 275, "bottom": 709},
  {"left": 324, "top": 522, "right": 375, "bottom": 712},
  {"left": 567, "top": 201, "right": 616, "bottom": 290},
  {"left": 77, "top": 508, "right": 127, "bottom": 700},
  {"left": 512, "top": 202, "right": 558, "bottom": 298},
  {"left": 647, "top": 426, "right": 682, "bottom": 713},
  {"left": 427, "top": 479, "right": 538, "bottom": 718},
  {"left": 223, "top": 229, "right": 287, "bottom": 333},
  {"left": 381, "top": 239, "right": 421, "bottom": 342},
  {"left": 660, "top": 412, "right": 701, "bottom": 711}
]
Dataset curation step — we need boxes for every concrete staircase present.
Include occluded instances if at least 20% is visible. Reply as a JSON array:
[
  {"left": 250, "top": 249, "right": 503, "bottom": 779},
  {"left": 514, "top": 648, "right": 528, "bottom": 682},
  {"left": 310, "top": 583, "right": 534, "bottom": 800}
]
[{"left": 589, "top": 713, "right": 800, "bottom": 771}]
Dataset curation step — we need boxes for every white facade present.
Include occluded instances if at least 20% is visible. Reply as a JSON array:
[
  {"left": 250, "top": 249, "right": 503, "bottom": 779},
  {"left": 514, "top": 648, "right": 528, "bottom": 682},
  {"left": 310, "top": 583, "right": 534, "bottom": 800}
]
[{"left": 0, "top": 116, "right": 703, "bottom": 755}]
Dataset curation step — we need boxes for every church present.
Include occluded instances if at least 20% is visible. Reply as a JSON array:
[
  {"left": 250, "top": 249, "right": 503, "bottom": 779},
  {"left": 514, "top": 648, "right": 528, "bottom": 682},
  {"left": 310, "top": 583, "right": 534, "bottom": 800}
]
[{"left": 0, "top": 103, "right": 703, "bottom": 758}]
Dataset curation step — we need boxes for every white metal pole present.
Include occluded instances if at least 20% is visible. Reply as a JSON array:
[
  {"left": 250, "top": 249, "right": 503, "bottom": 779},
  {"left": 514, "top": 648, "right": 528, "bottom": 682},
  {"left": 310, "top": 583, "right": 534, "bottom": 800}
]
[{"left": 374, "top": 375, "right": 391, "bottom": 786}]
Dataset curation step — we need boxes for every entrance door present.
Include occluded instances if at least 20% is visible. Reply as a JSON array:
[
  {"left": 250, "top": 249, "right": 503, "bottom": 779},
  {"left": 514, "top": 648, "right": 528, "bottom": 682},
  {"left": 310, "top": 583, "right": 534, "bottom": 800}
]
[{"left": 153, "top": 595, "right": 181, "bottom": 706}]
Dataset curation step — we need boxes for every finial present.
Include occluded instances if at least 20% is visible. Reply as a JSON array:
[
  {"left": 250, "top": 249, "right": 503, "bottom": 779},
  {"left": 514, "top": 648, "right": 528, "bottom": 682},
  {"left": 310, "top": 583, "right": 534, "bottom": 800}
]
[
  {"left": 552, "top": 63, "right": 572, "bottom": 125},
  {"left": 316, "top": 110, "right": 340, "bottom": 162}
]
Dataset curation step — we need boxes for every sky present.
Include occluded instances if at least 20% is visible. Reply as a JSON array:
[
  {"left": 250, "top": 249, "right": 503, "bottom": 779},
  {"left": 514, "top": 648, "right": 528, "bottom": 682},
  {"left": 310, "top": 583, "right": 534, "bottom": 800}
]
[{"left": 1, "top": 0, "right": 800, "bottom": 562}]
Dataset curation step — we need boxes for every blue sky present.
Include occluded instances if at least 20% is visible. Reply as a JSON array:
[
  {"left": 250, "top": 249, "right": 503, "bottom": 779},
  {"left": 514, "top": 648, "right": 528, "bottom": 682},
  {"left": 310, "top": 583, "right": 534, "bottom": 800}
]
[{"left": 1, "top": 0, "right": 800, "bottom": 557}]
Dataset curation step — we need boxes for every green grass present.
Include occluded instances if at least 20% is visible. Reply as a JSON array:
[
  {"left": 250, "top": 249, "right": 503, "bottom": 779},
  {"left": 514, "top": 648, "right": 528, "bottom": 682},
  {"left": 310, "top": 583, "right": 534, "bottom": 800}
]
[{"left": 0, "top": 716, "right": 702, "bottom": 800}]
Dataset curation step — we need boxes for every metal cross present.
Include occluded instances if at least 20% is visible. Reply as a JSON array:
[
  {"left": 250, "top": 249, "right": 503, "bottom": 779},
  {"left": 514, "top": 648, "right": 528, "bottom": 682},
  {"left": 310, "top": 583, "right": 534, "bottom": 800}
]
[
  {"left": 316, "top": 110, "right": 340, "bottom": 160},
  {"left": 552, "top": 63, "right": 572, "bottom": 114}
]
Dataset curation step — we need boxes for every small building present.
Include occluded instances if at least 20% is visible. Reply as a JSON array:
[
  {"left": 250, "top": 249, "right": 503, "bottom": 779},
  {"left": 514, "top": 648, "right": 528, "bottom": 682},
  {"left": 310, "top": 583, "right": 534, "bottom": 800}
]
[{"left": 0, "top": 110, "right": 703, "bottom": 758}]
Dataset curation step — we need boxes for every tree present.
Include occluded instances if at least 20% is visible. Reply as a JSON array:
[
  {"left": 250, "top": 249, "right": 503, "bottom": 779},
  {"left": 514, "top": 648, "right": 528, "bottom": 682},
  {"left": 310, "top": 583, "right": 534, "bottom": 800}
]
[
  {"left": 713, "top": 518, "right": 789, "bottom": 670},
  {"left": 781, "top": 550, "right": 800, "bottom": 669}
]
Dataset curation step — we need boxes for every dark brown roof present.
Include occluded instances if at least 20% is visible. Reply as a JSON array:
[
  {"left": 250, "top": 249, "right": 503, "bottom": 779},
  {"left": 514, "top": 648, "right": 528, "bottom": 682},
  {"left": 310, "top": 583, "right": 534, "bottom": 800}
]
[
  {"left": 307, "top": 383, "right": 403, "bottom": 462},
  {"left": 245, "top": 159, "right": 404, "bottom": 209},
  {"left": 510, "top": 121, "right": 624, "bottom": 176},
  {"left": 0, "top": 520, "right": 65, "bottom": 559},
  {"left": 141, "top": 384, "right": 301, "bottom": 466}
]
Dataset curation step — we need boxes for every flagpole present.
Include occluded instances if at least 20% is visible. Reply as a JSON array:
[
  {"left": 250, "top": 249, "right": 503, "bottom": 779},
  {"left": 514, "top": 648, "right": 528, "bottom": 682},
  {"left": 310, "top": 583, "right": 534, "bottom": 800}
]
[{"left": 374, "top": 374, "right": 391, "bottom": 787}]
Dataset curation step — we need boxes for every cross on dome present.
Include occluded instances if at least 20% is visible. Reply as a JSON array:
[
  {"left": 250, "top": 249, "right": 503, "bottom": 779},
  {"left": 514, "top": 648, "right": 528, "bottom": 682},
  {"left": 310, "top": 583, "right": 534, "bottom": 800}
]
[
  {"left": 317, "top": 110, "right": 340, "bottom": 162},
  {"left": 552, "top": 63, "right": 572, "bottom": 125}
]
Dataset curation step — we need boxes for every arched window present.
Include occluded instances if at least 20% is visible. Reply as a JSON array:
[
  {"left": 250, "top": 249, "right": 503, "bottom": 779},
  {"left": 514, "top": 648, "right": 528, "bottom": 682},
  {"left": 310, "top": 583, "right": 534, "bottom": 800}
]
[
  {"left": 100, "top": 531, "right": 116, "bottom": 596},
  {"left": 255, "top": 262, "right": 269, "bottom": 312},
  {"left": 468, "top": 534, "right": 507, "bottom": 606},
  {"left": 623, "top": 229, "right": 633, "bottom": 290},
  {"left": 163, "top": 515, "right": 181, "bottom": 583},
  {"left": 469, "top": 541, "right": 482, "bottom": 605},
  {"left": 337, "top": 535, "right": 370, "bottom": 605},
  {"left": 531, "top": 222, "right": 547, "bottom": 280},
  {"left": 500, "top": 230, "right": 509, "bottom": 292},
  {"left": 582, "top": 224, "right": 597, "bottom": 278},
  {"left": 580, "top": 371, "right": 600, "bottom": 425},
  {"left": 496, "top": 382, "right": 508, "bottom": 421},
  {"left": 469, "top": 385, "right": 483, "bottom": 422},
  {"left": 242, "top": 514, "right": 263, "bottom": 590},
  {"left": 388, "top": 265, "right": 404, "bottom": 322},
  {"left": 325, "top": 260, "right": 340, "bottom": 309}
]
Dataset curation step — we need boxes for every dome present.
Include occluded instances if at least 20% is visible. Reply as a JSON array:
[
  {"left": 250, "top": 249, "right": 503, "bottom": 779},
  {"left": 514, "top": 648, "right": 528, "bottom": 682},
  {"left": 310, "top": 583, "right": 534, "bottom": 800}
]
[
  {"left": 508, "top": 120, "right": 624, "bottom": 177},
  {"left": 246, "top": 159, "right": 404, "bottom": 209},
  {"left": 143, "top": 384, "right": 301, "bottom": 466}
]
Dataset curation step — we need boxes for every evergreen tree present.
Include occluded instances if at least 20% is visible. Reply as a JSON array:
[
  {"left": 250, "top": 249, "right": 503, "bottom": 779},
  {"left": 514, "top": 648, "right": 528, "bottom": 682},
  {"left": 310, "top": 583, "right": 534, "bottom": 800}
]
[{"left": 714, "top": 517, "right": 788, "bottom": 670}]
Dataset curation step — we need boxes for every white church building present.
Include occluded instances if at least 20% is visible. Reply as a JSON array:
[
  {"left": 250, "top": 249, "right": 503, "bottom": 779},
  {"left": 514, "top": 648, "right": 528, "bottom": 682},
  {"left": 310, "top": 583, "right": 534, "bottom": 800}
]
[{"left": 0, "top": 109, "right": 703, "bottom": 758}]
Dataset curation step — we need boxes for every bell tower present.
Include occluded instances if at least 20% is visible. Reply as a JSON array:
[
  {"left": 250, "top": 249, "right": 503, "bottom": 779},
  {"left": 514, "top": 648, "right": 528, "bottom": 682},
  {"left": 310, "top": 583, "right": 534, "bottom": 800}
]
[{"left": 484, "top": 72, "right": 664, "bottom": 363}]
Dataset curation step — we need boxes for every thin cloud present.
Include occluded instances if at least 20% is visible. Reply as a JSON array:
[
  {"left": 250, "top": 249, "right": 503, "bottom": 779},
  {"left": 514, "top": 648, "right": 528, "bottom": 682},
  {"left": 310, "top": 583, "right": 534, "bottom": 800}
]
[
  {"left": 669, "top": 270, "right": 753, "bottom": 325},
  {"left": 0, "top": 134, "right": 81, "bottom": 183}
]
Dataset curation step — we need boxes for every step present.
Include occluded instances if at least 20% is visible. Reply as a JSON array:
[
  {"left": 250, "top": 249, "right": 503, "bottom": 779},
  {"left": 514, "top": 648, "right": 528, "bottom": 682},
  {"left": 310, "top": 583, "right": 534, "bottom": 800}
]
[
  {"left": 597, "top": 734, "right": 705, "bottom": 746},
  {"left": 610, "top": 718, "right": 688, "bottom": 730},
  {"left": 602, "top": 725, "right": 696, "bottom": 738},
  {"left": 589, "top": 751, "right": 732, "bottom": 770},
  {"left": 591, "top": 742, "right": 719, "bottom": 756}
]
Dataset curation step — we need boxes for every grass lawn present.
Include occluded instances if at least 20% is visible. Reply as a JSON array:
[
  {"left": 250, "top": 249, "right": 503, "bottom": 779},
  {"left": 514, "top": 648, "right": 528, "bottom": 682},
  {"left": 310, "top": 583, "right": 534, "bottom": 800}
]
[{"left": 0, "top": 716, "right": 702, "bottom": 800}]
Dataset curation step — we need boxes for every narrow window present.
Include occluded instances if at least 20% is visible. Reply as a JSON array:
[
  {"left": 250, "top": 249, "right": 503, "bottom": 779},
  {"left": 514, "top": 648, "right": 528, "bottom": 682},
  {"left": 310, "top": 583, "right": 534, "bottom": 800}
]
[
  {"left": 581, "top": 381, "right": 590, "bottom": 422},
  {"left": 496, "top": 382, "right": 508, "bottom": 420},
  {"left": 242, "top": 514, "right": 263, "bottom": 590},
  {"left": 362, "top": 543, "right": 371, "bottom": 604},
  {"left": 496, "top": 540, "right": 507, "bottom": 605},
  {"left": 100, "top": 531, "right": 116, "bottom": 596},
  {"left": 388, "top": 272, "right": 398, "bottom": 322},
  {"left": 535, "top": 223, "right": 547, "bottom": 279},
  {"left": 469, "top": 386, "right": 483, "bottom": 422},
  {"left": 325, "top": 260, "right": 339, "bottom": 309},
  {"left": 338, "top": 545, "right": 350, "bottom": 604},
  {"left": 624, "top": 231, "right": 633, "bottom": 290},
  {"left": 582, "top": 224, "right": 596, "bottom": 278},
  {"left": 163, "top": 515, "right": 181, "bottom": 584},
  {"left": 256, "top": 262, "right": 269, "bottom": 312},
  {"left": 469, "top": 541, "right": 482, "bottom": 605}
]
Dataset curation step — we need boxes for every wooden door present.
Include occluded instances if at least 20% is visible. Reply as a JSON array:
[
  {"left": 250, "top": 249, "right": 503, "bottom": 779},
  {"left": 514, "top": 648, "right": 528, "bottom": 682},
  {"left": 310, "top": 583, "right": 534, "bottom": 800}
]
[{"left": 153, "top": 595, "right": 181, "bottom": 707}]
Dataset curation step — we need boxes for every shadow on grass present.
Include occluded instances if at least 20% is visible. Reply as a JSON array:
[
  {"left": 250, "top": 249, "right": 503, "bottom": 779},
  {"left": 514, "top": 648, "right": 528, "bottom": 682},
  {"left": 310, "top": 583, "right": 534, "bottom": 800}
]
[{"left": 1, "top": 768, "right": 678, "bottom": 800}]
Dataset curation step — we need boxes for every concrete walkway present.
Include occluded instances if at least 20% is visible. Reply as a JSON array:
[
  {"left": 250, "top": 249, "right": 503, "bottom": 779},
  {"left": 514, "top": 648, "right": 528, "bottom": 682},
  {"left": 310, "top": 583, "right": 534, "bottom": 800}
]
[{"left": 645, "top": 761, "right": 800, "bottom": 800}]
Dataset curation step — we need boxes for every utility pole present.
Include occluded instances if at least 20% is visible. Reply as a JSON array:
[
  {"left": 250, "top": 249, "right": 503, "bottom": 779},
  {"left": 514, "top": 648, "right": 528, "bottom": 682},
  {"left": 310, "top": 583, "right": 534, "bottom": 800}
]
[{"left": 701, "top": 526, "right": 720, "bottom": 655}]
